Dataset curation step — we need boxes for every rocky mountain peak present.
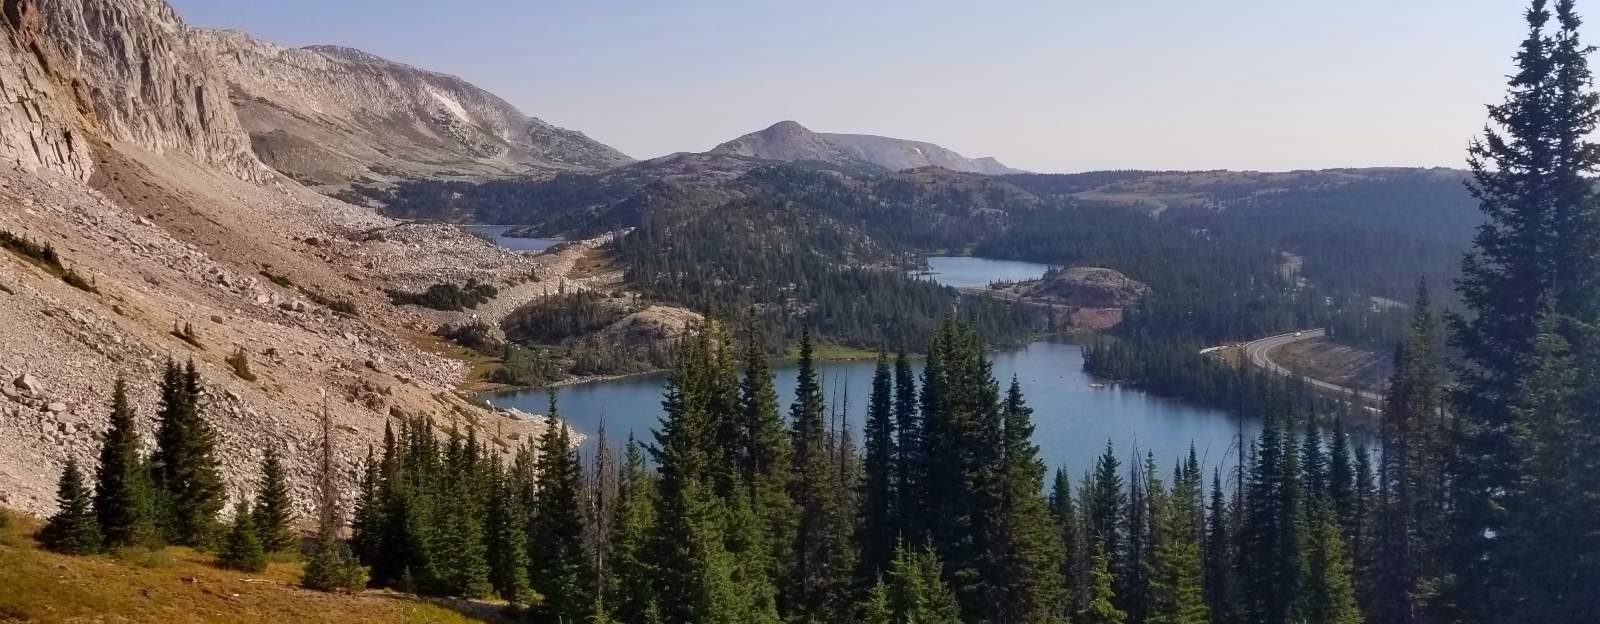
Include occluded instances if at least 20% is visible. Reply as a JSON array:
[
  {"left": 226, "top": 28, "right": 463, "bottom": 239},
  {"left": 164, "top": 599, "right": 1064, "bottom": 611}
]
[
  {"left": 187, "top": 29, "right": 633, "bottom": 190},
  {"left": 709, "top": 120, "right": 1023, "bottom": 175}
]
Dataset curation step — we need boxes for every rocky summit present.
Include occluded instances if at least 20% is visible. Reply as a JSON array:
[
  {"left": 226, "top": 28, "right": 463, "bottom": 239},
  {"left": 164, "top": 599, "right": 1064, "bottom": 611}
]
[{"left": 709, "top": 120, "right": 1023, "bottom": 174}]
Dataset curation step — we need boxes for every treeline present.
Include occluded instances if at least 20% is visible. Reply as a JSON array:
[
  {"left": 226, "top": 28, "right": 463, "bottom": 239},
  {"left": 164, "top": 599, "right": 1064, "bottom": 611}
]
[
  {"left": 1163, "top": 170, "right": 1477, "bottom": 304},
  {"left": 1081, "top": 339, "right": 1337, "bottom": 423},
  {"left": 975, "top": 201, "right": 1314, "bottom": 342},
  {"left": 614, "top": 189, "right": 1036, "bottom": 351},
  {"left": 387, "top": 279, "right": 498, "bottom": 311},
  {"left": 306, "top": 317, "right": 1374, "bottom": 624},
  {"left": 503, "top": 289, "right": 630, "bottom": 345},
  {"left": 37, "top": 362, "right": 362, "bottom": 588}
]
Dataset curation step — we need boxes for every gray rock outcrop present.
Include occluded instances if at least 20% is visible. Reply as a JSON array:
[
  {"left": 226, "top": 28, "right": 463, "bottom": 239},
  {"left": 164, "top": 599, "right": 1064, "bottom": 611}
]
[{"left": 710, "top": 120, "right": 1023, "bottom": 174}]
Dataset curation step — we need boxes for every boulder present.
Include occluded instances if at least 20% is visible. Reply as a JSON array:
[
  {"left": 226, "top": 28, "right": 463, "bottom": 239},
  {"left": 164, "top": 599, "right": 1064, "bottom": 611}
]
[{"left": 14, "top": 373, "right": 43, "bottom": 395}]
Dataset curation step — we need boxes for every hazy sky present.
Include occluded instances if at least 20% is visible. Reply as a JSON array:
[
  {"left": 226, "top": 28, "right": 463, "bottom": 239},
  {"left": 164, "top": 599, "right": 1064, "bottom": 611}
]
[{"left": 170, "top": 0, "right": 1562, "bottom": 173}]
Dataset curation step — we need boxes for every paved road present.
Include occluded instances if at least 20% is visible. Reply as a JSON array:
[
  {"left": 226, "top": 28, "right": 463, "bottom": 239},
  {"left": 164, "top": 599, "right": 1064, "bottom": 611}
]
[{"left": 1239, "top": 329, "right": 1386, "bottom": 404}]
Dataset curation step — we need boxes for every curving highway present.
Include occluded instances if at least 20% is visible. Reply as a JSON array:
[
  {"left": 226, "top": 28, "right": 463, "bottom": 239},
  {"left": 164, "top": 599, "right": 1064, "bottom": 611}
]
[{"left": 1238, "top": 329, "right": 1386, "bottom": 404}]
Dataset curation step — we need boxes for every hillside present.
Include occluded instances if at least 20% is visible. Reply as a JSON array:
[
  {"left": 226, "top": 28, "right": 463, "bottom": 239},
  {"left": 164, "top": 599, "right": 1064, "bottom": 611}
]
[
  {"left": 709, "top": 120, "right": 1023, "bottom": 174},
  {"left": 188, "top": 29, "right": 632, "bottom": 191},
  {"left": 0, "top": 0, "right": 588, "bottom": 517},
  {"left": 0, "top": 514, "right": 499, "bottom": 624}
]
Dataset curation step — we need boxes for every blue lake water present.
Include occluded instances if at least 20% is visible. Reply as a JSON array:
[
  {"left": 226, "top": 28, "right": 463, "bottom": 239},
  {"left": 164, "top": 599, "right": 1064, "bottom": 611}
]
[
  {"left": 481, "top": 341, "right": 1258, "bottom": 482},
  {"left": 922, "top": 256, "right": 1056, "bottom": 288},
  {"left": 462, "top": 225, "right": 561, "bottom": 253}
]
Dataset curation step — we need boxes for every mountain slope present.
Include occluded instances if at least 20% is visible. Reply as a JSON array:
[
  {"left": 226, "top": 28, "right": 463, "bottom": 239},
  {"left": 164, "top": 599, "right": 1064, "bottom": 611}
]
[
  {"left": 0, "top": 0, "right": 577, "bottom": 518},
  {"left": 187, "top": 29, "right": 632, "bottom": 190},
  {"left": 709, "top": 120, "right": 1023, "bottom": 174}
]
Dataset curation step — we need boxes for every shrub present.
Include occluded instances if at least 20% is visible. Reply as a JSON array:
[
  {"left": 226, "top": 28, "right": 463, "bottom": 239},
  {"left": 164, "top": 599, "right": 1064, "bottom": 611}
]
[
  {"left": 226, "top": 348, "right": 257, "bottom": 382},
  {"left": 387, "top": 279, "right": 498, "bottom": 311},
  {"left": 327, "top": 299, "right": 360, "bottom": 316},
  {"left": 2, "top": 229, "right": 98, "bottom": 293},
  {"left": 0, "top": 229, "right": 61, "bottom": 268},
  {"left": 295, "top": 285, "right": 359, "bottom": 317},
  {"left": 491, "top": 344, "right": 559, "bottom": 387},
  {"left": 259, "top": 270, "right": 294, "bottom": 288},
  {"left": 217, "top": 499, "right": 267, "bottom": 573},
  {"left": 302, "top": 531, "right": 369, "bottom": 592},
  {"left": 172, "top": 321, "right": 204, "bottom": 349},
  {"left": 436, "top": 321, "right": 503, "bottom": 353},
  {"left": 61, "top": 268, "right": 97, "bottom": 293}
]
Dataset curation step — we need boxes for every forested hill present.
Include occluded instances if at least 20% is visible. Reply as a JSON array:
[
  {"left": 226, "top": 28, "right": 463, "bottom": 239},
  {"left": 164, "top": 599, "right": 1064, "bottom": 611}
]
[{"left": 357, "top": 163, "right": 1479, "bottom": 350}]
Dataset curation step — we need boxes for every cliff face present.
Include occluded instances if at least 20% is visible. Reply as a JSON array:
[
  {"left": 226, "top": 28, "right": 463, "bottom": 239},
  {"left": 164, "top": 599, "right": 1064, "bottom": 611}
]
[
  {"left": 0, "top": 2, "right": 92, "bottom": 179},
  {"left": 0, "top": 0, "right": 577, "bottom": 517},
  {"left": 189, "top": 30, "right": 631, "bottom": 189},
  {"left": 22, "top": 0, "right": 265, "bottom": 180}
]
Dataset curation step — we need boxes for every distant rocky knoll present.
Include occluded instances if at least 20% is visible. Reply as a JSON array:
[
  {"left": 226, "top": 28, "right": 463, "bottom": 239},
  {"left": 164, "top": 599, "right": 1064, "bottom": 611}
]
[
  {"left": 709, "top": 120, "right": 1023, "bottom": 174},
  {"left": 1019, "top": 267, "right": 1151, "bottom": 308}
]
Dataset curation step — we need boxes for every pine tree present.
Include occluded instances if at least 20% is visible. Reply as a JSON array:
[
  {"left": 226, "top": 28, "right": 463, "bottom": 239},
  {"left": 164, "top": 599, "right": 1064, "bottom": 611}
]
[
  {"left": 1301, "top": 417, "right": 1326, "bottom": 503},
  {"left": 436, "top": 424, "right": 490, "bottom": 598},
  {"left": 1374, "top": 281, "right": 1448, "bottom": 624},
  {"left": 705, "top": 323, "right": 744, "bottom": 497},
  {"left": 709, "top": 487, "right": 783, "bottom": 624},
  {"left": 879, "top": 543, "right": 963, "bottom": 624},
  {"left": 351, "top": 445, "right": 384, "bottom": 566},
  {"left": 252, "top": 446, "right": 295, "bottom": 553},
  {"left": 1051, "top": 467, "right": 1087, "bottom": 617},
  {"left": 1082, "top": 544, "right": 1128, "bottom": 624},
  {"left": 1326, "top": 418, "right": 1355, "bottom": 542},
  {"left": 992, "top": 376, "right": 1068, "bottom": 624},
  {"left": 739, "top": 332, "right": 797, "bottom": 600},
  {"left": 1202, "top": 469, "right": 1233, "bottom": 624},
  {"left": 1123, "top": 452, "right": 1153, "bottom": 622},
  {"left": 785, "top": 328, "right": 855, "bottom": 622},
  {"left": 893, "top": 350, "right": 920, "bottom": 539},
  {"left": 484, "top": 454, "right": 532, "bottom": 604},
  {"left": 648, "top": 339, "right": 721, "bottom": 624},
  {"left": 529, "top": 395, "right": 592, "bottom": 620},
  {"left": 861, "top": 576, "right": 895, "bottom": 624},
  {"left": 610, "top": 436, "right": 657, "bottom": 624},
  {"left": 1447, "top": 1, "right": 1600, "bottom": 619},
  {"left": 1296, "top": 501, "right": 1363, "bottom": 624},
  {"left": 94, "top": 378, "right": 155, "bottom": 549},
  {"left": 40, "top": 456, "right": 101, "bottom": 555},
  {"left": 1497, "top": 310, "right": 1600, "bottom": 623},
  {"left": 1085, "top": 440, "right": 1125, "bottom": 593},
  {"left": 587, "top": 421, "right": 619, "bottom": 595},
  {"left": 1350, "top": 440, "right": 1376, "bottom": 605},
  {"left": 218, "top": 497, "right": 267, "bottom": 573},
  {"left": 150, "top": 360, "right": 224, "bottom": 546},
  {"left": 1148, "top": 456, "right": 1208, "bottom": 624},
  {"left": 1238, "top": 408, "right": 1299, "bottom": 624},
  {"left": 302, "top": 397, "right": 368, "bottom": 592},
  {"left": 859, "top": 353, "right": 898, "bottom": 580}
]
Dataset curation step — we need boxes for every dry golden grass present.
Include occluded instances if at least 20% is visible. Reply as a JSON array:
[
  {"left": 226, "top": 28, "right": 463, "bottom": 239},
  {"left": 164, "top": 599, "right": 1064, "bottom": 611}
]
[
  {"left": 1269, "top": 338, "right": 1391, "bottom": 390},
  {"left": 0, "top": 512, "right": 500, "bottom": 624}
]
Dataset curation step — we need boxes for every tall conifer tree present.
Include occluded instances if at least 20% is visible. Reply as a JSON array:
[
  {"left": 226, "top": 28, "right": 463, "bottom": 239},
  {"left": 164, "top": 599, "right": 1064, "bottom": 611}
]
[
  {"left": 95, "top": 378, "right": 154, "bottom": 549},
  {"left": 41, "top": 457, "right": 101, "bottom": 555}
]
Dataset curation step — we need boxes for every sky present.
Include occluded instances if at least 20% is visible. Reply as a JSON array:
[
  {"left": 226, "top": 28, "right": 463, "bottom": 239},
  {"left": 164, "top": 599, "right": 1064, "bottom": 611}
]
[{"left": 169, "top": 0, "right": 1560, "bottom": 173}]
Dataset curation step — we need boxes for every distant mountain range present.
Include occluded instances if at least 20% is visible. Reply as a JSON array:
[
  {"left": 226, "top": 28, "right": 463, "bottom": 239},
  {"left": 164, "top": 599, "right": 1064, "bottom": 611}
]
[{"left": 709, "top": 120, "right": 1024, "bottom": 174}]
